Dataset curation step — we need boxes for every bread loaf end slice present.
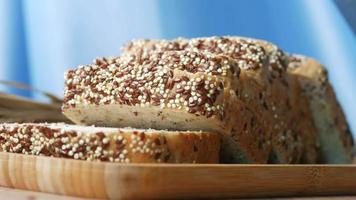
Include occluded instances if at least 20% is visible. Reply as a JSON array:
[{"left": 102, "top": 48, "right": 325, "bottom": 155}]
[
  {"left": 0, "top": 123, "right": 220, "bottom": 163},
  {"left": 288, "top": 55, "right": 354, "bottom": 163}
]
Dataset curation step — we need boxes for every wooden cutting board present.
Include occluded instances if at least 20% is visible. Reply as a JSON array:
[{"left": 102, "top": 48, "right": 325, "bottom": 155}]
[{"left": 0, "top": 152, "right": 356, "bottom": 199}]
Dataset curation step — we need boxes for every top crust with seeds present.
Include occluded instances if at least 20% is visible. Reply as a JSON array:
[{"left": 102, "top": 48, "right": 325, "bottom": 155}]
[{"left": 123, "top": 36, "right": 270, "bottom": 70}]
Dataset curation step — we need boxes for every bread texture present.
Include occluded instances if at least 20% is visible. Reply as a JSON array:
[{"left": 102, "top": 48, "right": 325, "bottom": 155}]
[
  {"left": 120, "top": 36, "right": 320, "bottom": 163},
  {"left": 0, "top": 123, "right": 220, "bottom": 163},
  {"left": 288, "top": 55, "right": 354, "bottom": 163}
]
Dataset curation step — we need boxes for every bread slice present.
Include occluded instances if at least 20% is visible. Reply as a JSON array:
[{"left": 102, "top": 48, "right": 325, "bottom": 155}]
[
  {"left": 63, "top": 49, "right": 272, "bottom": 163},
  {"left": 121, "top": 36, "right": 319, "bottom": 163},
  {"left": 0, "top": 123, "right": 220, "bottom": 163},
  {"left": 288, "top": 55, "right": 354, "bottom": 163},
  {"left": 122, "top": 37, "right": 281, "bottom": 163}
]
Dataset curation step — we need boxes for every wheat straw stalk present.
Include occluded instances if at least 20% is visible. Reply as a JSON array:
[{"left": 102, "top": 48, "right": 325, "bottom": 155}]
[{"left": 0, "top": 81, "right": 70, "bottom": 123}]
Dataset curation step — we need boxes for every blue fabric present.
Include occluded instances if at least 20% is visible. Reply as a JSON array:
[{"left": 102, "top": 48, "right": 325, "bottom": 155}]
[
  {"left": 0, "top": 0, "right": 30, "bottom": 96},
  {"left": 0, "top": 0, "right": 355, "bottom": 135}
]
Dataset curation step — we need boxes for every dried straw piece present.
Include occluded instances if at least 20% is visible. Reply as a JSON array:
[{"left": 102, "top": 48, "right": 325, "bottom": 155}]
[{"left": 0, "top": 81, "right": 70, "bottom": 123}]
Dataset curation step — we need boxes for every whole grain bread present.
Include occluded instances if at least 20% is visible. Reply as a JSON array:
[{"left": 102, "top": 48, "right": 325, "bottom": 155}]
[{"left": 63, "top": 49, "right": 274, "bottom": 163}]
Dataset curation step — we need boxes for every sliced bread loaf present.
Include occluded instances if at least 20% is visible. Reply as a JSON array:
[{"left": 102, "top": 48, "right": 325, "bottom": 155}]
[{"left": 63, "top": 50, "right": 272, "bottom": 163}]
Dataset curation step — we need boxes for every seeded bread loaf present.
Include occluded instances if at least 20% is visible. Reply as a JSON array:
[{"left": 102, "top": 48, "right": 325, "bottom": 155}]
[
  {"left": 121, "top": 36, "right": 319, "bottom": 163},
  {"left": 63, "top": 50, "right": 272, "bottom": 163},
  {"left": 0, "top": 123, "right": 220, "bottom": 163},
  {"left": 288, "top": 55, "right": 354, "bottom": 163}
]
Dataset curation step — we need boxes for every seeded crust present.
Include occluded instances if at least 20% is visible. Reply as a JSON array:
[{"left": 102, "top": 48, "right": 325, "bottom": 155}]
[
  {"left": 288, "top": 55, "right": 354, "bottom": 163},
  {"left": 63, "top": 50, "right": 272, "bottom": 163},
  {"left": 122, "top": 36, "right": 319, "bottom": 163},
  {"left": 0, "top": 123, "right": 220, "bottom": 163}
]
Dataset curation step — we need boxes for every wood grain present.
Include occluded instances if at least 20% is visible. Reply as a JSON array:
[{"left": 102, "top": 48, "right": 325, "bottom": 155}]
[
  {"left": 0, "top": 152, "right": 356, "bottom": 199},
  {"left": 1, "top": 187, "right": 356, "bottom": 200}
]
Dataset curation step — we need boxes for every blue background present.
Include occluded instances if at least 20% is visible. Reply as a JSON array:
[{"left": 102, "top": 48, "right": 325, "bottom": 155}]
[{"left": 0, "top": 0, "right": 355, "bottom": 136}]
